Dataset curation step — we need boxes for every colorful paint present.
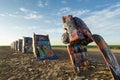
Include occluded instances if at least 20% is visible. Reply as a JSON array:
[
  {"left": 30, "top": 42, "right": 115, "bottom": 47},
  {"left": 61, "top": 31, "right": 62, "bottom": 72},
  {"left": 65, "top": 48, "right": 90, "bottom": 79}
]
[
  {"left": 33, "top": 33, "right": 58, "bottom": 60},
  {"left": 22, "top": 37, "right": 33, "bottom": 53}
]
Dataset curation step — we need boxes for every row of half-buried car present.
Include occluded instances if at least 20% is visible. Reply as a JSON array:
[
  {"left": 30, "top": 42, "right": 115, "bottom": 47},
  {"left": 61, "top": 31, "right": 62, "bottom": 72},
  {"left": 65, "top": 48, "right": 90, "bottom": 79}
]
[{"left": 10, "top": 33, "right": 58, "bottom": 60}]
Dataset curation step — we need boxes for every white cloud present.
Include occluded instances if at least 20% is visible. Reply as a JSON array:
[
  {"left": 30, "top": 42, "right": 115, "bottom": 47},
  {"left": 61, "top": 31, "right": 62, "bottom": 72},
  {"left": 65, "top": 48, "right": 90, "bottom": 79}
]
[
  {"left": 57, "top": 7, "right": 90, "bottom": 16},
  {"left": 57, "top": 7, "right": 71, "bottom": 15},
  {"left": 13, "top": 26, "right": 38, "bottom": 30},
  {"left": 83, "top": 3, "right": 120, "bottom": 36},
  {"left": 44, "top": 20, "right": 51, "bottom": 23},
  {"left": 24, "top": 13, "right": 43, "bottom": 20},
  {"left": 74, "top": 10, "right": 90, "bottom": 16},
  {"left": 38, "top": 0, "right": 48, "bottom": 7},
  {"left": 27, "top": 26, "right": 38, "bottom": 30},
  {"left": 0, "top": 14, "right": 6, "bottom": 16},
  {"left": 19, "top": 8, "right": 28, "bottom": 12},
  {"left": 0, "top": 13, "right": 18, "bottom": 18},
  {"left": 19, "top": 7, "right": 43, "bottom": 20},
  {"left": 38, "top": 28, "right": 64, "bottom": 34},
  {"left": 0, "top": 8, "right": 40, "bottom": 19},
  {"left": 8, "top": 14, "right": 17, "bottom": 17},
  {"left": 60, "top": 7, "right": 71, "bottom": 13}
]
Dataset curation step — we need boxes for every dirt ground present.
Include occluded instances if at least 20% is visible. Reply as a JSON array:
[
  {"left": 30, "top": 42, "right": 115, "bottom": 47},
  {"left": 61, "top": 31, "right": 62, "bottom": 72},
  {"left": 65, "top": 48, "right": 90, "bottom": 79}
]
[{"left": 0, "top": 47, "right": 120, "bottom": 80}]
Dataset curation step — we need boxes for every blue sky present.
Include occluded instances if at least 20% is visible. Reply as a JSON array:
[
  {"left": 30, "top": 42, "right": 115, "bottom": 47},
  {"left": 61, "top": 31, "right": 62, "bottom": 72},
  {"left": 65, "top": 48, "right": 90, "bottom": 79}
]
[{"left": 0, "top": 0, "right": 120, "bottom": 46}]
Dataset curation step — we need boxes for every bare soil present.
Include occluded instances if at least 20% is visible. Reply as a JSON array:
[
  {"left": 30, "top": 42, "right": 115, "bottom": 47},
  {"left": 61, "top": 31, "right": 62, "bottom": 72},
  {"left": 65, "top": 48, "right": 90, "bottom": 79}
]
[{"left": 0, "top": 47, "right": 120, "bottom": 80}]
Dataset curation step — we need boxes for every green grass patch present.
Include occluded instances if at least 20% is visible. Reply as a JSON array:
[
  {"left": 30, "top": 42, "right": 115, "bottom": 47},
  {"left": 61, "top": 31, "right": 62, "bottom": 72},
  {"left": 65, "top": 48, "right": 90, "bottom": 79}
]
[
  {"left": 87, "top": 45, "right": 97, "bottom": 48},
  {"left": 52, "top": 45, "right": 120, "bottom": 49},
  {"left": 88, "top": 45, "right": 120, "bottom": 49},
  {"left": 52, "top": 45, "right": 98, "bottom": 49},
  {"left": 0, "top": 46, "right": 10, "bottom": 49},
  {"left": 52, "top": 45, "right": 67, "bottom": 48},
  {"left": 109, "top": 45, "right": 120, "bottom": 49},
  {"left": 87, "top": 45, "right": 120, "bottom": 49}
]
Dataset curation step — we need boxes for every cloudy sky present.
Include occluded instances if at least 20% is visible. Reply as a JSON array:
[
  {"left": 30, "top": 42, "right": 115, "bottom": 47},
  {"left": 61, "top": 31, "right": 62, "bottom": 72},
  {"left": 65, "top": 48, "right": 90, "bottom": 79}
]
[{"left": 0, "top": 0, "right": 120, "bottom": 46}]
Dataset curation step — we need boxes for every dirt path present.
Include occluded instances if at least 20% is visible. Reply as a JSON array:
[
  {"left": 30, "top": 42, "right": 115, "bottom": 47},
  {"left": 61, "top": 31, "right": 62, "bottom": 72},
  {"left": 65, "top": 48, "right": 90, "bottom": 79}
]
[{"left": 0, "top": 47, "right": 119, "bottom": 80}]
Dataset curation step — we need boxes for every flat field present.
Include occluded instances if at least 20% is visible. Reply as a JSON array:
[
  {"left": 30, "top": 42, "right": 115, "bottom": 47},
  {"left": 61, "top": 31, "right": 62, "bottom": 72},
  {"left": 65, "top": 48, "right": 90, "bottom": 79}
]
[{"left": 0, "top": 47, "right": 120, "bottom": 80}]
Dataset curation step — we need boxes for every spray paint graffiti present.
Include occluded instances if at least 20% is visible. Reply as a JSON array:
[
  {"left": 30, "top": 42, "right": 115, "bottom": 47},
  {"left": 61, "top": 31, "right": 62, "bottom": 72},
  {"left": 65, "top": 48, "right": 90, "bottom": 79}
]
[
  {"left": 33, "top": 33, "right": 58, "bottom": 60},
  {"left": 22, "top": 37, "right": 33, "bottom": 54}
]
